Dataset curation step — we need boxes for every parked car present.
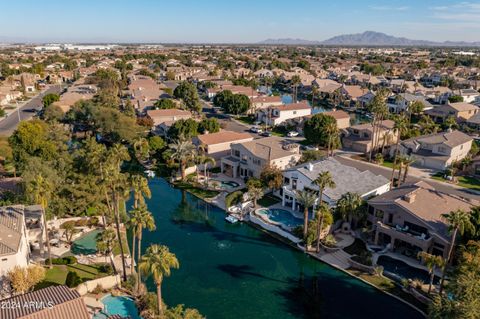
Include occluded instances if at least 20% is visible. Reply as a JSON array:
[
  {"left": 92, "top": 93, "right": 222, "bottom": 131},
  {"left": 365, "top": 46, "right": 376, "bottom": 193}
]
[
  {"left": 261, "top": 131, "right": 272, "bottom": 137},
  {"left": 250, "top": 126, "right": 263, "bottom": 133},
  {"left": 287, "top": 131, "right": 299, "bottom": 137},
  {"left": 303, "top": 145, "right": 318, "bottom": 151}
]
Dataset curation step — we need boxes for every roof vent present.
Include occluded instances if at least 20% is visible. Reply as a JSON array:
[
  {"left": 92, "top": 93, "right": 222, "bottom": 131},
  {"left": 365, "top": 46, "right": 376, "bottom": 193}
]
[{"left": 306, "top": 163, "right": 314, "bottom": 172}]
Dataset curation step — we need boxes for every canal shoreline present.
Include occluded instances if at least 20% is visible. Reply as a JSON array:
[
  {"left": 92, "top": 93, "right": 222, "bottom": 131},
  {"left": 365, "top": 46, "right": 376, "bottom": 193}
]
[{"left": 173, "top": 182, "right": 428, "bottom": 318}]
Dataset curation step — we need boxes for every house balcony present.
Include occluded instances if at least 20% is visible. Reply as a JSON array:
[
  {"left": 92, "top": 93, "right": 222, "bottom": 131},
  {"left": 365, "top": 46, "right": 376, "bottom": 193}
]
[{"left": 375, "top": 221, "right": 433, "bottom": 251}]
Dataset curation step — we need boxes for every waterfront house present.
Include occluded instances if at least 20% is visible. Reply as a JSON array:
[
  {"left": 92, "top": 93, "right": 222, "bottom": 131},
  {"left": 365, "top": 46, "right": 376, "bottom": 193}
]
[
  {"left": 390, "top": 130, "right": 473, "bottom": 170},
  {"left": 249, "top": 95, "right": 283, "bottom": 113},
  {"left": 280, "top": 157, "right": 390, "bottom": 210},
  {"left": 193, "top": 130, "right": 254, "bottom": 165},
  {"left": 0, "top": 285, "right": 90, "bottom": 319},
  {"left": 386, "top": 93, "right": 433, "bottom": 114},
  {"left": 323, "top": 110, "right": 351, "bottom": 129},
  {"left": 255, "top": 102, "right": 311, "bottom": 126},
  {"left": 367, "top": 181, "right": 477, "bottom": 259},
  {"left": 221, "top": 136, "right": 301, "bottom": 178},
  {"left": 342, "top": 120, "right": 397, "bottom": 153}
]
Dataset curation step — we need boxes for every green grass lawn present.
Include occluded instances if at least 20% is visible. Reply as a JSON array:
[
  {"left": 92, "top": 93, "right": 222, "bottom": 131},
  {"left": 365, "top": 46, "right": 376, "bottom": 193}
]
[
  {"left": 174, "top": 181, "right": 220, "bottom": 199},
  {"left": 36, "top": 263, "right": 107, "bottom": 289},
  {"left": 431, "top": 173, "right": 480, "bottom": 191},
  {"left": 236, "top": 116, "right": 255, "bottom": 125},
  {"left": 113, "top": 231, "right": 130, "bottom": 256},
  {"left": 258, "top": 194, "right": 281, "bottom": 207}
]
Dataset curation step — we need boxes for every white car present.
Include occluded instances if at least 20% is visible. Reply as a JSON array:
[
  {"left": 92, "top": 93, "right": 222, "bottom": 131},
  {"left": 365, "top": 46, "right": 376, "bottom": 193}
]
[
  {"left": 304, "top": 145, "right": 319, "bottom": 151},
  {"left": 287, "top": 131, "right": 299, "bottom": 137},
  {"left": 250, "top": 126, "right": 263, "bottom": 133}
]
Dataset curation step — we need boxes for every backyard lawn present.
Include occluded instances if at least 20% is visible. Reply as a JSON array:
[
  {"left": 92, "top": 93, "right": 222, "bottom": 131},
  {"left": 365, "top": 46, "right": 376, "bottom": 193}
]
[
  {"left": 258, "top": 194, "right": 281, "bottom": 207},
  {"left": 236, "top": 116, "right": 255, "bottom": 125},
  {"left": 36, "top": 263, "right": 108, "bottom": 289},
  {"left": 174, "top": 181, "right": 220, "bottom": 200}
]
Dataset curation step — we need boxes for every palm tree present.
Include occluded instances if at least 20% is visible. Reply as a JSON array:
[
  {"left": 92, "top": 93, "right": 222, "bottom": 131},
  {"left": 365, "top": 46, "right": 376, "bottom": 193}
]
[
  {"left": 295, "top": 190, "right": 317, "bottom": 247},
  {"left": 417, "top": 251, "right": 444, "bottom": 294},
  {"left": 127, "top": 208, "right": 142, "bottom": 277},
  {"left": 390, "top": 115, "right": 408, "bottom": 187},
  {"left": 130, "top": 174, "right": 151, "bottom": 209},
  {"left": 133, "top": 205, "right": 156, "bottom": 292},
  {"left": 325, "top": 121, "right": 338, "bottom": 157},
  {"left": 27, "top": 174, "right": 53, "bottom": 268},
  {"left": 460, "top": 155, "right": 472, "bottom": 172},
  {"left": 401, "top": 156, "right": 415, "bottom": 185},
  {"left": 139, "top": 244, "right": 179, "bottom": 317},
  {"left": 313, "top": 171, "right": 336, "bottom": 253},
  {"left": 169, "top": 139, "right": 197, "bottom": 180},
  {"left": 133, "top": 137, "right": 150, "bottom": 162},
  {"left": 368, "top": 89, "right": 389, "bottom": 161},
  {"left": 291, "top": 75, "right": 301, "bottom": 103},
  {"left": 201, "top": 156, "right": 216, "bottom": 187},
  {"left": 439, "top": 209, "right": 474, "bottom": 294},
  {"left": 311, "top": 85, "right": 319, "bottom": 107},
  {"left": 96, "top": 228, "right": 117, "bottom": 273},
  {"left": 248, "top": 186, "right": 264, "bottom": 208},
  {"left": 336, "top": 192, "right": 363, "bottom": 225}
]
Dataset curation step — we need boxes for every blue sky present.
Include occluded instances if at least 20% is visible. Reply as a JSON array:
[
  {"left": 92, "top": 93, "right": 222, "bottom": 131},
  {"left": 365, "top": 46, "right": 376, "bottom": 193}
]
[{"left": 1, "top": 0, "right": 480, "bottom": 43}]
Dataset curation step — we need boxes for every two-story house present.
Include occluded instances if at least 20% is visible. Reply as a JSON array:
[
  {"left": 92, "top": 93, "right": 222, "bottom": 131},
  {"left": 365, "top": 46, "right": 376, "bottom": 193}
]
[
  {"left": 342, "top": 120, "right": 397, "bottom": 154},
  {"left": 391, "top": 130, "right": 473, "bottom": 170},
  {"left": 146, "top": 109, "right": 192, "bottom": 136},
  {"left": 255, "top": 102, "right": 311, "bottom": 126},
  {"left": 386, "top": 93, "right": 433, "bottom": 114},
  {"left": 425, "top": 102, "right": 479, "bottom": 123},
  {"left": 367, "top": 181, "right": 477, "bottom": 259},
  {"left": 249, "top": 96, "right": 283, "bottom": 114},
  {"left": 457, "top": 88, "right": 480, "bottom": 103},
  {"left": 220, "top": 137, "right": 301, "bottom": 178},
  {"left": 280, "top": 158, "right": 390, "bottom": 211}
]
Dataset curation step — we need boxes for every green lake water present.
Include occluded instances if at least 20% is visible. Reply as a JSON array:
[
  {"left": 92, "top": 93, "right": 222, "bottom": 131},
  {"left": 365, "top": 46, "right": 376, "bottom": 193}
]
[{"left": 134, "top": 178, "right": 424, "bottom": 319}]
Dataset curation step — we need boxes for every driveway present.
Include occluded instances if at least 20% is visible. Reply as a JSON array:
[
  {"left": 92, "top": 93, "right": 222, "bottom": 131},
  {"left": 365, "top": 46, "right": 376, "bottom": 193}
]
[{"left": 0, "top": 85, "right": 63, "bottom": 136}]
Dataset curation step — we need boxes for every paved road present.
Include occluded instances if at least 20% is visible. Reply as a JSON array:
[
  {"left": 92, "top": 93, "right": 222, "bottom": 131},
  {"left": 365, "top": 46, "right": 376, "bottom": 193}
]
[
  {"left": 335, "top": 155, "right": 480, "bottom": 202},
  {"left": 0, "top": 85, "right": 63, "bottom": 136}
]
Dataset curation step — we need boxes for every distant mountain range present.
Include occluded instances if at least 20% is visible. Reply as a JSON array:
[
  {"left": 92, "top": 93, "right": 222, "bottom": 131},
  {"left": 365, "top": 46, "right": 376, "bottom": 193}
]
[{"left": 258, "top": 31, "right": 480, "bottom": 47}]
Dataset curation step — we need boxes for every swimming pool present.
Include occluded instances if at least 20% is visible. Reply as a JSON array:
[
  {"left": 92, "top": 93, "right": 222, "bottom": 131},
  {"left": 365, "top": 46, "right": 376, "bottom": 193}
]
[
  {"left": 256, "top": 208, "right": 303, "bottom": 228},
  {"left": 377, "top": 255, "right": 439, "bottom": 284},
  {"left": 71, "top": 229, "right": 101, "bottom": 255},
  {"left": 93, "top": 294, "right": 141, "bottom": 319},
  {"left": 211, "top": 180, "right": 240, "bottom": 190}
]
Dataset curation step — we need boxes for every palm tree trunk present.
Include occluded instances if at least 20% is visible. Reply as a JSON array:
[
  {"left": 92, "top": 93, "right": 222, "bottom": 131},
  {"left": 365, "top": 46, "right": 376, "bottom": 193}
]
[
  {"left": 390, "top": 137, "right": 400, "bottom": 186},
  {"left": 180, "top": 161, "right": 186, "bottom": 180},
  {"left": 113, "top": 191, "right": 127, "bottom": 281},
  {"left": 204, "top": 165, "right": 208, "bottom": 187},
  {"left": 157, "top": 283, "right": 163, "bottom": 316},
  {"left": 137, "top": 232, "right": 142, "bottom": 292},
  {"left": 303, "top": 207, "right": 309, "bottom": 248},
  {"left": 42, "top": 208, "right": 52, "bottom": 269},
  {"left": 315, "top": 191, "right": 324, "bottom": 253},
  {"left": 131, "top": 231, "right": 136, "bottom": 277},
  {"left": 402, "top": 164, "right": 410, "bottom": 184},
  {"left": 428, "top": 271, "right": 434, "bottom": 294},
  {"left": 397, "top": 163, "right": 403, "bottom": 187},
  {"left": 439, "top": 228, "right": 457, "bottom": 294}
]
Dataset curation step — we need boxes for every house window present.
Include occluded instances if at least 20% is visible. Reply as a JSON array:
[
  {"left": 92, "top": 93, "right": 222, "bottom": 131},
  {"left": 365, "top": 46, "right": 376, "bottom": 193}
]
[
  {"left": 438, "top": 146, "right": 446, "bottom": 153},
  {"left": 284, "top": 177, "right": 290, "bottom": 185},
  {"left": 292, "top": 179, "right": 298, "bottom": 190},
  {"left": 387, "top": 213, "right": 393, "bottom": 224},
  {"left": 253, "top": 158, "right": 261, "bottom": 166},
  {"left": 293, "top": 111, "right": 297, "bottom": 115},
  {"left": 233, "top": 150, "right": 240, "bottom": 157}
]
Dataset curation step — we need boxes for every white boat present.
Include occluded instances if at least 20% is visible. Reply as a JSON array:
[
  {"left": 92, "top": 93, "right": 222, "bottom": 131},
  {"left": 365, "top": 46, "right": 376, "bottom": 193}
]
[
  {"left": 144, "top": 170, "right": 155, "bottom": 178},
  {"left": 225, "top": 215, "right": 239, "bottom": 224}
]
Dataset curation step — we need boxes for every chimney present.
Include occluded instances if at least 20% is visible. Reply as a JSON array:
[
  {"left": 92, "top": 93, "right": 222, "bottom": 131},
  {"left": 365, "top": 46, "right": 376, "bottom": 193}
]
[{"left": 404, "top": 192, "right": 416, "bottom": 203}]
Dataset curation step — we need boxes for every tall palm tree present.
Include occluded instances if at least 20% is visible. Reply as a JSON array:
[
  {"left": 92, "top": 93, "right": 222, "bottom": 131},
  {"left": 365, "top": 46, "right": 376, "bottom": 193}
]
[
  {"left": 291, "top": 75, "right": 301, "bottom": 103},
  {"left": 133, "top": 137, "right": 150, "bottom": 162},
  {"left": 127, "top": 208, "right": 142, "bottom": 277},
  {"left": 417, "top": 251, "right": 444, "bottom": 294},
  {"left": 311, "top": 85, "right": 319, "bottom": 107},
  {"left": 96, "top": 228, "right": 117, "bottom": 273},
  {"left": 133, "top": 205, "right": 156, "bottom": 292},
  {"left": 368, "top": 90, "right": 388, "bottom": 161},
  {"left": 401, "top": 156, "right": 415, "bottom": 185},
  {"left": 248, "top": 186, "right": 264, "bottom": 208},
  {"left": 169, "top": 139, "right": 197, "bottom": 180},
  {"left": 336, "top": 192, "right": 363, "bottom": 225},
  {"left": 28, "top": 174, "right": 53, "bottom": 268},
  {"left": 313, "top": 171, "right": 336, "bottom": 253},
  {"left": 130, "top": 174, "right": 151, "bottom": 209},
  {"left": 295, "top": 190, "right": 317, "bottom": 247},
  {"left": 439, "top": 209, "right": 474, "bottom": 294},
  {"left": 325, "top": 121, "right": 338, "bottom": 157},
  {"left": 201, "top": 156, "right": 216, "bottom": 187},
  {"left": 390, "top": 115, "right": 408, "bottom": 187},
  {"left": 139, "top": 244, "right": 179, "bottom": 317}
]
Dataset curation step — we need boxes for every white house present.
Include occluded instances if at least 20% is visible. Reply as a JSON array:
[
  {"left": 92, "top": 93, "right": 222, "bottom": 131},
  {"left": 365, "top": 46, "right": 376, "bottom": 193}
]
[
  {"left": 0, "top": 206, "right": 32, "bottom": 277},
  {"left": 458, "top": 89, "right": 480, "bottom": 103},
  {"left": 279, "top": 158, "right": 390, "bottom": 211},
  {"left": 256, "top": 102, "right": 311, "bottom": 126}
]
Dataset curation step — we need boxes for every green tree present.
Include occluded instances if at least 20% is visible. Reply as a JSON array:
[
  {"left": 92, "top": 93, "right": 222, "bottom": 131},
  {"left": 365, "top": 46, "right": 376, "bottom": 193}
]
[
  {"left": 390, "top": 114, "right": 408, "bottom": 186},
  {"left": 417, "top": 251, "right": 444, "bottom": 294},
  {"left": 42, "top": 93, "right": 60, "bottom": 108},
  {"left": 139, "top": 244, "right": 179, "bottom": 317},
  {"left": 168, "top": 118, "right": 199, "bottom": 140},
  {"left": 213, "top": 90, "right": 250, "bottom": 115},
  {"left": 336, "top": 192, "right": 363, "bottom": 225},
  {"left": 313, "top": 171, "right": 336, "bottom": 252},
  {"left": 154, "top": 98, "right": 177, "bottom": 109},
  {"left": 43, "top": 104, "right": 64, "bottom": 123},
  {"left": 96, "top": 228, "right": 117, "bottom": 273},
  {"left": 198, "top": 118, "right": 220, "bottom": 134},
  {"left": 440, "top": 209, "right": 475, "bottom": 294},
  {"left": 259, "top": 164, "right": 283, "bottom": 190},
  {"left": 303, "top": 114, "right": 339, "bottom": 148},
  {"left": 448, "top": 95, "right": 464, "bottom": 103},
  {"left": 173, "top": 81, "right": 201, "bottom": 113},
  {"left": 291, "top": 75, "right": 301, "bottom": 103},
  {"left": 295, "top": 190, "right": 317, "bottom": 247},
  {"left": 65, "top": 271, "right": 82, "bottom": 288},
  {"left": 169, "top": 139, "right": 197, "bottom": 180}
]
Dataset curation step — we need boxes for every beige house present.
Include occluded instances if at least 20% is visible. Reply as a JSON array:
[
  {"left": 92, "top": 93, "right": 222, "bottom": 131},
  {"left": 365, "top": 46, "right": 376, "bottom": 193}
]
[
  {"left": 193, "top": 130, "right": 253, "bottom": 165},
  {"left": 391, "top": 130, "right": 473, "bottom": 170},
  {"left": 342, "top": 120, "right": 397, "bottom": 153},
  {"left": 256, "top": 102, "right": 311, "bottom": 126},
  {"left": 323, "top": 110, "right": 351, "bottom": 129},
  {"left": 425, "top": 102, "right": 479, "bottom": 123},
  {"left": 368, "top": 181, "right": 477, "bottom": 259},
  {"left": 147, "top": 109, "right": 192, "bottom": 126},
  {"left": 249, "top": 95, "right": 283, "bottom": 113},
  {"left": 221, "top": 136, "right": 301, "bottom": 178}
]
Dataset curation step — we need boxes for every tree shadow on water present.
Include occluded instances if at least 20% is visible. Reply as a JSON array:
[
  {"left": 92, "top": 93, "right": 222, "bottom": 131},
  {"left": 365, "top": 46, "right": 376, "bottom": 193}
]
[{"left": 216, "top": 264, "right": 288, "bottom": 284}]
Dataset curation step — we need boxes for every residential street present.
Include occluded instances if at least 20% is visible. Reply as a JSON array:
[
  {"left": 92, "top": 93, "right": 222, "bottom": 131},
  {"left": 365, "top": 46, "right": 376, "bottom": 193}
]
[
  {"left": 0, "top": 85, "right": 63, "bottom": 136},
  {"left": 335, "top": 155, "right": 480, "bottom": 202}
]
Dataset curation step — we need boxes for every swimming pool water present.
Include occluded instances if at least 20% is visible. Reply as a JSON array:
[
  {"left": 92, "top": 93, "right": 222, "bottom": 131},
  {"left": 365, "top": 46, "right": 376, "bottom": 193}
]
[
  {"left": 93, "top": 294, "right": 141, "bottom": 319},
  {"left": 71, "top": 229, "right": 101, "bottom": 255},
  {"left": 257, "top": 208, "right": 303, "bottom": 228},
  {"left": 377, "top": 255, "right": 440, "bottom": 284}
]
